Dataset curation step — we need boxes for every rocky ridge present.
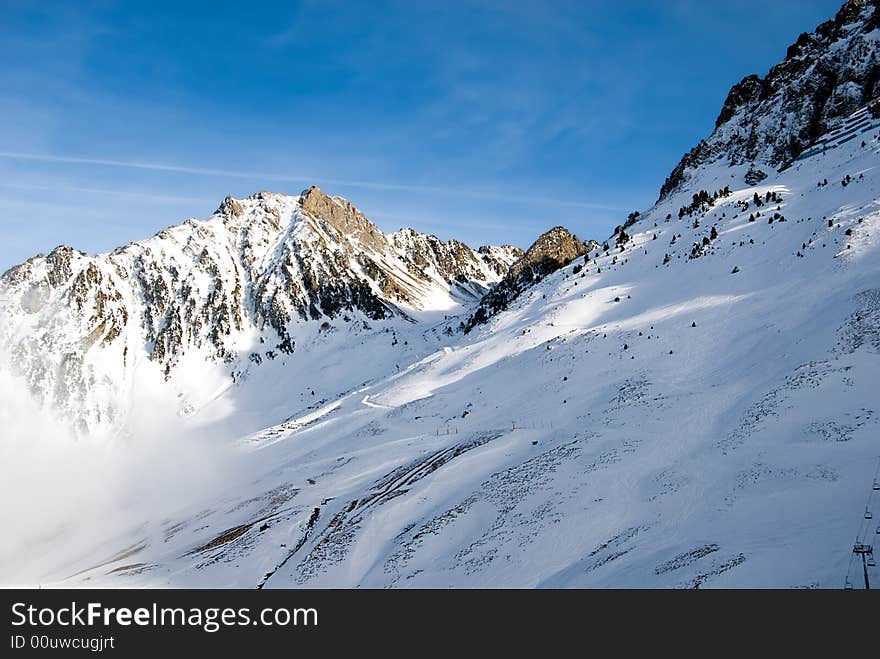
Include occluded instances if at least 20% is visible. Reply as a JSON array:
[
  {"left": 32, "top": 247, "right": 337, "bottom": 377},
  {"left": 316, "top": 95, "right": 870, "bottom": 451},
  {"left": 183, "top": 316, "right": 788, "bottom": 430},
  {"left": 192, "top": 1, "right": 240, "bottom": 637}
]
[
  {"left": 0, "top": 186, "right": 521, "bottom": 432},
  {"left": 659, "top": 0, "right": 880, "bottom": 199},
  {"left": 465, "top": 226, "right": 596, "bottom": 331}
]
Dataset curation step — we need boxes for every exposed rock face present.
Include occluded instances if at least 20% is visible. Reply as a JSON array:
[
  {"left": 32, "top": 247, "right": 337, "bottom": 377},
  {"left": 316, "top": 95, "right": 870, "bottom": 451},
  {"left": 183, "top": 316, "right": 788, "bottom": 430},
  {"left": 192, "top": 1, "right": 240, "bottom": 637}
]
[
  {"left": 217, "top": 194, "right": 244, "bottom": 218},
  {"left": 300, "top": 185, "right": 386, "bottom": 252},
  {"left": 478, "top": 244, "right": 526, "bottom": 277},
  {"left": 505, "top": 227, "right": 589, "bottom": 283},
  {"left": 0, "top": 187, "right": 520, "bottom": 433},
  {"left": 744, "top": 166, "right": 768, "bottom": 186},
  {"left": 390, "top": 228, "right": 523, "bottom": 303},
  {"left": 465, "top": 227, "right": 589, "bottom": 332},
  {"left": 659, "top": 0, "right": 880, "bottom": 199}
]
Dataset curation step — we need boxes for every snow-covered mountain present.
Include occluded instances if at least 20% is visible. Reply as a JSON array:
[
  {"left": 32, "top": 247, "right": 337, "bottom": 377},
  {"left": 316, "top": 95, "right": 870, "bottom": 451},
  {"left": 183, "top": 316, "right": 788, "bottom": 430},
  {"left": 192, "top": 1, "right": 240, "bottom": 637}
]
[
  {"left": 0, "top": 185, "right": 521, "bottom": 436},
  {"left": 1, "top": 0, "right": 879, "bottom": 589},
  {"left": 660, "top": 0, "right": 879, "bottom": 199}
]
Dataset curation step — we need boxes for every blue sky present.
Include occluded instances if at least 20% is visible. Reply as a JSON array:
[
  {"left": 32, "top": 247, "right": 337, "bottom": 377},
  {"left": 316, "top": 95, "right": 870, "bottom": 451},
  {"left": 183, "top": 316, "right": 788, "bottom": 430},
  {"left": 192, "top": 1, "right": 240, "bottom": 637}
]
[{"left": 0, "top": 0, "right": 844, "bottom": 271}]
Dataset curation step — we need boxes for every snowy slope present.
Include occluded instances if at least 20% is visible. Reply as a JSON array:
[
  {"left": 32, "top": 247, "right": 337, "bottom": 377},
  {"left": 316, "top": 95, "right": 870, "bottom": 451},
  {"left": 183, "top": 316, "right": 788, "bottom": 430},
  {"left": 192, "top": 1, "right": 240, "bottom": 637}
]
[{"left": 8, "top": 106, "right": 877, "bottom": 589}]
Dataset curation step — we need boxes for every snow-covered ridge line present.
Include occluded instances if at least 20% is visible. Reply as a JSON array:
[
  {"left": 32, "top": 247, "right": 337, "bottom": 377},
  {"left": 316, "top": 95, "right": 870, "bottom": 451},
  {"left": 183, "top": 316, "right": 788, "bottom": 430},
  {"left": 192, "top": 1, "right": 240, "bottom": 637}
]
[
  {"left": 0, "top": 185, "right": 522, "bottom": 435},
  {"left": 659, "top": 0, "right": 880, "bottom": 200}
]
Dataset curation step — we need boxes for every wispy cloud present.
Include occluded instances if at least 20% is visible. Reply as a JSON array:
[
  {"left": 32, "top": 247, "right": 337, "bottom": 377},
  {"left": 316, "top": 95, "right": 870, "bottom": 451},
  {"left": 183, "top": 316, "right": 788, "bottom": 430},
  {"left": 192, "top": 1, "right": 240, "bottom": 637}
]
[
  {"left": 0, "top": 180, "right": 213, "bottom": 205},
  {"left": 0, "top": 151, "right": 629, "bottom": 212}
]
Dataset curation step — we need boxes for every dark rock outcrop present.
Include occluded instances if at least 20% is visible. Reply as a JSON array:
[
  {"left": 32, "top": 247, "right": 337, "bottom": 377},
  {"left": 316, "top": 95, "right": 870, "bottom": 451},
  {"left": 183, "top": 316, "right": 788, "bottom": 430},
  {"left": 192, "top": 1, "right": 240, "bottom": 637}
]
[{"left": 465, "top": 227, "right": 589, "bottom": 332}]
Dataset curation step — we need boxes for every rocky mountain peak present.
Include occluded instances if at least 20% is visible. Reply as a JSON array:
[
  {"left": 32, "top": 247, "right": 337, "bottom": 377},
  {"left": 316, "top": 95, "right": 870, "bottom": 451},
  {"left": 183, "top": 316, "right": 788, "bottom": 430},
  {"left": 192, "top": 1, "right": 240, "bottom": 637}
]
[
  {"left": 465, "top": 226, "right": 589, "bottom": 332},
  {"left": 659, "top": 0, "right": 879, "bottom": 200},
  {"left": 714, "top": 75, "right": 765, "bottom": 129},
  {"left": 0, "top": 187, "right": 522, "bottom": 434},
  {"left": 299, "top": 185, "right": 385, "bottom": 250},
  {"left": 503, "top": 225, "right": 587, "bottom": 287},
  {"left": 520, "top": 226, "right": 586, "bottom": 265},
  {"left": 216, "top": 194, "right": 244, "bottom": 218},
  {"left": 477, "top": 244, "right": 526, "bottom": 277}
]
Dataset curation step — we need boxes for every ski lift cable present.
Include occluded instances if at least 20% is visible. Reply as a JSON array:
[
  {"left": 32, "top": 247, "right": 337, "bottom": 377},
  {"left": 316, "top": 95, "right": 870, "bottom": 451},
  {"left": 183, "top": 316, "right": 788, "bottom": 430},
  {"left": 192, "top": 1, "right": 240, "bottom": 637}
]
[
  {"left": 870, "top": 456, "right": 880, "bottom": 492},
  {"left": 861, "top": 512, "right": 876, "bottom": 545},
  {"left": 845, "top": 560, "right": 855, "bottom": 588},
  {"left": 847, "top": 463, "right": 877, "bottom": 584},
  {"left": 855, "top": 510, "right": 871, "bottom": 546},
  {"left": 855, "top": 457, "right": 880, "bottom": 544},
  {"left": 858, "top": 510, "right": 872, "bottom": 546},
  {"left": 847, "top": 460, "right": 880, "bottom": 586},
  {"left": 846, "top": 533, "right": 859, "bottom": 586}
]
